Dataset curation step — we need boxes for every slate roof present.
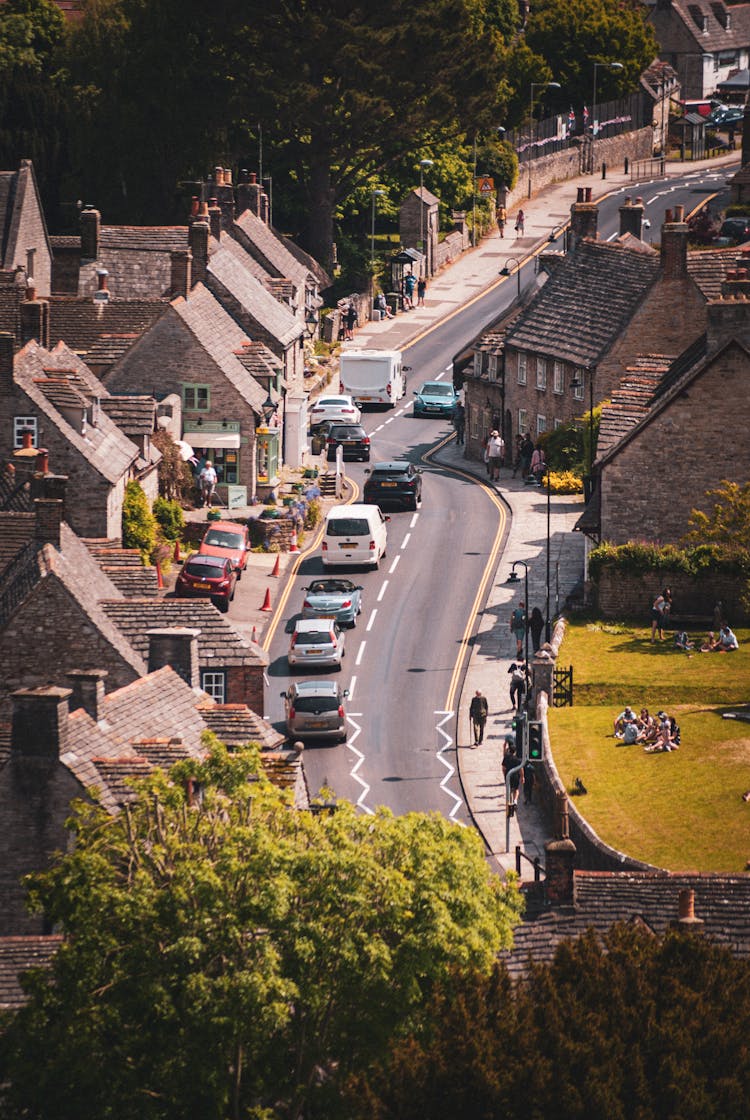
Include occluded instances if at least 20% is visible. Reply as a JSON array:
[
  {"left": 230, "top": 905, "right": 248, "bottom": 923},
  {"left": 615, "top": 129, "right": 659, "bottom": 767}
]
[
  {"left": 171, "top": 284, "right": 268, "bottom": 413},
  {"left": 504, "top": 240, "right": 661, "bottom": 366},
  {"left": 198, "top": 701, "right": 285, "bottom": 750},
  {"left": 14, "top": 341, "right": 139, "bottom": 484},
  {"left": 48, "top": 296, "right": 170, "bottom": 367},
  {"left": 77, "top": 224, "right": 189, "bottom": 300},
  {"left": 661, "top": 0, "right": 750, "bottom": 52},
  {"left": 0, "top": 936, "right": 63, "bottom": 1010},
  {"left": 688, "top": 247, "right": 746, "bottom": 301},
  {"left": 208, "top": 239, "right": 302, "bottom": 348},
  {"left": 99, "top": 597, "right": 269, "bottom": 668},
  {"left": 0, "top": 512, "right": 35, "bottom": 577},
  {"left": 502, "top": 871, "right": 750, "bottom": 980},
  {"left": 233, "top": 208, "right": 314, "bottom": 293},
  {"left": 0, "top": 160, "right": 51, "bottom": 271},
  {"left": 234, "top": 339, "right": 285, "bottom": 383},
  {"left": 99, "top": 394, "right": 156, "bottom": 435},
  {"left": 83, "top": 539, "right": 160, "bottom": 597},
  {"left": 276, "top": 230, "right": 332, "bottom": 290},
  {"left": 596, "top": 357, "right": 671, "bottom": 457}
]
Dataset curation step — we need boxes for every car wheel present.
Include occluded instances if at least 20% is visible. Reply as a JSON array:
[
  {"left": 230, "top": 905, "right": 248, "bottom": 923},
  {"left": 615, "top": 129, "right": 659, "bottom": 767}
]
[{"left": 218, "top": 598, "right": 229, "bottom": 613}]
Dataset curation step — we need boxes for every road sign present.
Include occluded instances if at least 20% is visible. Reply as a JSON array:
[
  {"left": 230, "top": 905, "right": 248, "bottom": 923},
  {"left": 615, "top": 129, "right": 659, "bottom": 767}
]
[{"left": 477, "top": 176, "right": 495, "bottom": 195}]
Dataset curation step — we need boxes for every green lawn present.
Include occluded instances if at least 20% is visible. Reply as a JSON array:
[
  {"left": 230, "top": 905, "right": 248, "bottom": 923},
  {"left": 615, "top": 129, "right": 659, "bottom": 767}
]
[{"left": 548, "top": 619, "right": 750, "bottom": 872}]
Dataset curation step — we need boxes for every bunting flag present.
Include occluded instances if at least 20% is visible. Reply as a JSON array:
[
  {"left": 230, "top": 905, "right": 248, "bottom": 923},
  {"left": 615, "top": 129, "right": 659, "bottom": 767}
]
[
  {"left": 583, "top": 105, "right": 589, "bottom": 128},
  {"left": 568, "top": 107, "right": 576, "bottom": 132}
]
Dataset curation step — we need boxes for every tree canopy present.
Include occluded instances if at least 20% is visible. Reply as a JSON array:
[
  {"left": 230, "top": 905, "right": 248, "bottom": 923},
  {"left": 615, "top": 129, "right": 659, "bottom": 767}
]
[{"left": 0, "top": 742, "right": 522, "bottom": 1120}]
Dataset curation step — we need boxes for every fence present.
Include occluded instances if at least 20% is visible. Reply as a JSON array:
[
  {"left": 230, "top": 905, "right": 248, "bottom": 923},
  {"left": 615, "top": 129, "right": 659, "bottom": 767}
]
[{"left": 507, "top": 92, "right": 647, "bottom": 167}]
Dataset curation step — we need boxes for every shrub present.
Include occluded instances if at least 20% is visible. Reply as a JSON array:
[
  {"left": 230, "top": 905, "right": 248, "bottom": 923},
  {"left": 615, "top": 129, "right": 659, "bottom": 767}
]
[
  {"left": 122, "top": 481, "right": 157, "bottom": 559},
  {"left": 588, "top": 540, "right": 750, "bottom": 582},
  {"left": 152, "top": 497, "right": 185, "bottom": 541},
  {"left": 546, "top": 470, "right": 583, "bottom": 495},
  {"left": 304, "top": 498, "right": 322, "bottom": 529},
  {"left": 152, "top": 429, "right": 194, "bottom": 501}
]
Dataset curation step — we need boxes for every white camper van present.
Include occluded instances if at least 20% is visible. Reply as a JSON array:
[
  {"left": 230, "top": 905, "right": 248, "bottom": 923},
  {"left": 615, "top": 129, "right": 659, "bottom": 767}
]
[{"left": 339, "top": 349, "right": 408, "bottom": 407}]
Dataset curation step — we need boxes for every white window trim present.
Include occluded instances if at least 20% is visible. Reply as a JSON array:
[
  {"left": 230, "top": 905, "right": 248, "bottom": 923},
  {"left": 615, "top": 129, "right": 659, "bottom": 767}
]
[
  {"left": 13, "top": 416, "right": 38, "bottom": 448},
  {"left": 536, "top": 357, "right": 547, "bottom": 390},
  {"left": 573, "top": 369, "right": 585, "bottom": 401},
  {"left": 518, "top": 408, "right": 528, "bottom": 435},
  {"left": 200, "top": 670, "right": 226, "bottom": 704},
  {"left": 553, "top": 362, "right": 564, "bottom": 394},
  {"left": 517, "top": 352, "right": 527, "bottom": 385},
  {"left": 537, "top": 414, "right": 547, "bottom": 435}
]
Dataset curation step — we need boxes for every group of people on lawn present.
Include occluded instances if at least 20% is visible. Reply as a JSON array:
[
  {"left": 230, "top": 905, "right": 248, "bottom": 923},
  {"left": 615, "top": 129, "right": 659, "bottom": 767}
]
[
  {"left": 651, "top": 587, "right": 740, "bottom": 654},
  {"left": 613, "top": 706, "right": 680, "bottom": 752}
]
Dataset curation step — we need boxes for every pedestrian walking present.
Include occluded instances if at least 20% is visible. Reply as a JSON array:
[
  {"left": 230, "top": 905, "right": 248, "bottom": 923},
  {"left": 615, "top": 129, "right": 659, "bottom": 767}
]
[
  {"left": 487, "top": 430, "right": 505, "bottom": 481},
  {"left": 502, "top": 739, "right": 522, "bottom": 809},
  {"left": 529, "top": 606, "right": 545, "bottom": 652},
  {"left": 510, "top": 601, "right": 527, "bottom": 658},
  {"left": 452, "top": 401, "right": 466, "bottom": 445},
  {"left": 508, "top": 661, "right": 528, "bottom": 709},
  {"left": 519, "top": 433, "right": 534, "bottom": 479},
  {"left": 497, "top": 205, "right": 506, "bottom": 238},
  {"left": 650, "top": 587, "right": 672, "bottom": 642},
  {"left": 514, "top": 208, "right": 525, "bottom": 235},
  {"left": 404, "top": 271, "right": 417, "bottom": 308},
  {"left": 344, "top": 301, "right": 357, "bottom": 340},
  {"left": 417, "top": 276, "right": 426, "bottom": 305},
  {"left": 469, "top": 689, "right": 489, "bottom": 746}
]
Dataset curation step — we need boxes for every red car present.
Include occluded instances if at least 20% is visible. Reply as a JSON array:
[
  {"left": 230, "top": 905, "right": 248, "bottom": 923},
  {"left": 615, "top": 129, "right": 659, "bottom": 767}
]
[
  {"left": 175, "top": 553, "right": 237, "bottom": 612},
  {"left": 198, "top": 519, "right": 250, "bottom": 577}
]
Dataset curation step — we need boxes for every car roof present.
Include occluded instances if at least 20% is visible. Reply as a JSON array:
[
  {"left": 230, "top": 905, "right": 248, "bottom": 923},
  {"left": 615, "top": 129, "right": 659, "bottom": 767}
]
[
  {"left": 420, "top": 381, "right": 454, "bottom": 390},
  {"left": 203, "top": 520, "right": 246, "bottom": 534},
  {"left": 186, "top": 553, "right": 230, "bottom": 568},
  {"left": 328, "top": 423, "right": 365, "bottom": 432},
  {"left": 369, "top": 460, "right": 412, "bottom": 471},
  {"left": 317, "top": 395, "right": 352, "bottom": 403},
  {"left": 294, "top": 617, "right": 338, "bottom": 632},
  {"left": 326, "top": 503, "right": 382, "bottom": 518},
  {"left": 291, "top": 679, "right": 343, "bottom": 697}
]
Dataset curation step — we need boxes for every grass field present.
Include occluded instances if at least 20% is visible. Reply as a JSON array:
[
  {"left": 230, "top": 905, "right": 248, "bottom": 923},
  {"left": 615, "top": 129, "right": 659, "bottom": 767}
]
[{"left": 548, "top": 618, "right": 750, "bottom": 872}]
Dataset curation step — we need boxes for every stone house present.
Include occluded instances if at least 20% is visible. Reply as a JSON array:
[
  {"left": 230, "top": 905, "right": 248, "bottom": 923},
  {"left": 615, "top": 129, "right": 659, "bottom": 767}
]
[
  {"left": 647, "top": 0, "right": 750, "bottom": 101},
  {"left": 0, "top": 633, "right": 295, "bottom": 937},
  {"left": 400, "top": 187, "right": 440, "bottom": 277},
  {"left": 0, "top": 496, "right": 268, "bottom": 716},
  {"left": 0, "top": 334, "right": 149, "bottom": 537},
  {"left": 0, "top": 159, "right": 52, "bottom": 298},
  {"left": 101, "top": 284, "right": 268, "bottom": 498}
]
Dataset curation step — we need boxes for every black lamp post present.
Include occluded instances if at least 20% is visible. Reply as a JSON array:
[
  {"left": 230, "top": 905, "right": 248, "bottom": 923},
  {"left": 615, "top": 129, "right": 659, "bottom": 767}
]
[
  {"left": 545, "top": 466, "right": 551, "bottom": 642},
  {"left": 261, "top": 391, "right": 277, "bottom": 426},
  {"left": 499, "top": 256, "right": 522, "bottom": 299},
  {"left": 505, "top": 560, "right": 530, "bottom": 678},
  {"left": 305, "top": 309, "right": 319, "bottom": 339},
  {"left": 570, "top": 366, "right": 595, "bottom": 499}
]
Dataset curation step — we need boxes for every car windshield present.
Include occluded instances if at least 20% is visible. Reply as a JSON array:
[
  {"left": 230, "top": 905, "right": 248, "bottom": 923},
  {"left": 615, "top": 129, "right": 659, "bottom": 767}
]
[
  {"left": 293, "top": 630, "right": 334, "bottom": 646},
  {"left": 421, "top": 384, "right": 453, "bottom": 396},
  {"left": 372, "top": 467, "right": 408, "bottom": 480},
  {"left": 293, "top": 696, "right": 340, "bottom": 713},
  {"left": 327, "top": 518, "right": 370, "bottom": 536},
  {"left": 317, "top": 398, "right": 349, "bottom": 408},
  {"left": 204, "top": 530, "right": 244, "bottom": 549},
  {"left": 308, "top": 580, "right": 353, "bottom": 593},
  {"left": 329, "top": 426, "right": 363, "bottom": 437},
  {"left": 186, "top": 560, "right": 224, "bottom": 579}
]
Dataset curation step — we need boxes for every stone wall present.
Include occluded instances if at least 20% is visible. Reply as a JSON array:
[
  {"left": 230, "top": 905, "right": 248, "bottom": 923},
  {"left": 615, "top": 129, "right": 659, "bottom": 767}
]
[
  {"left": 594, "top": 568, "right": 748, "bottom": 624},
  {"left": 435, "top": 228, "right": 470, "bottom": 271}
]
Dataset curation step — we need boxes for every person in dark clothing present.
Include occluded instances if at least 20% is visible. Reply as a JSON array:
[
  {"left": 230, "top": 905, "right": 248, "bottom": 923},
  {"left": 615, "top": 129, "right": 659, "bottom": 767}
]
[
  {"left": 469, "top": 689, "right": 489, "bottom": 745},
  {"left": 529, "top": 606, "right": 545, "bottom": 652},
  {"left": 523, "top": 759, "right": 536, "bottom": 804},
  {"left": 508, "top": 662, "right": 528, "bottom": 709},
  {"left": 502, "top": 741, "right": 522, "bottom": 807},
  {"left": 519, "top": 434, "right": 534, "bottom": 479},
  {"left": 453, "top": 401, "right": 466, "bottom": 445}
]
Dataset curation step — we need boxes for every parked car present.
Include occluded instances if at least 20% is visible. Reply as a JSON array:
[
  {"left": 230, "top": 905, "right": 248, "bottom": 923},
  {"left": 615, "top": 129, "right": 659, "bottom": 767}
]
[
  {"left": 363, "top": 460, "right": 423, "bottom": 510},
  {"left": 715, "top": 216, "right": 750, "bottom": 246},
  {"left": 198, "top": 519, "right": 250, "bottom": 576},
  {"left": 301, "top": 578, "right": 363, "bottom": 627},
  {"left": 708, "top": 106, "right": 744, "bottom": 128},
  {"left": 175, "top": 553, "right": 237, "bottom": 612},
  {"left": 413, "top": 380, "right": 459, "bottom": 418},
  {"left": 325, "top": 423, "right": 371, "bottom": 461},
  {"left": 280, "top": 679, "right": 349, "bottom": 742},
  {"left": 288, "top": 618, "right": 346, "bottom": 670},
  {"left": 309, "top": 394, "right": 362, "bottom": 426}
]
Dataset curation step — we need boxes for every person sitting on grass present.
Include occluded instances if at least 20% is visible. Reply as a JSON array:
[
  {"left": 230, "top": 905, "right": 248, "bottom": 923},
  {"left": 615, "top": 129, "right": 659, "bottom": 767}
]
[
  {"left": 674, "top": 630, "right": 694, "bottom": 652},
  {"left": 637, "top": 708, "right": 657, "bottom": 743},
  {"left": 699, "top": 631, "right": 716, "bottom": 652},
  {"left": 645, "top": 711, "right": 678, "bottom": 752},
  {"left": 715, "top": 624, "right": 739, "bottom": 652},
  {"left": 614, "top": 705, "right": 638, "bottom": 740}
]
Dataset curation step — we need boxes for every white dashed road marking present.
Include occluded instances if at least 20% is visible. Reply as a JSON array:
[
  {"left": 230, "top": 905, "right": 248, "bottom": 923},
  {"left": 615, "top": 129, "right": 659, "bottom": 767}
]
[
  {"left": 401, "top": 533, "right": 411, "bottom": 549},
  {"left": 355, "top": 641, "right": 366, "bottom": 666},
  {"left": 366, "top": 609, "right": 377, "bottom": 632},
  {"left": 377, "top": 580, "right": 389, "bottom": 601}
]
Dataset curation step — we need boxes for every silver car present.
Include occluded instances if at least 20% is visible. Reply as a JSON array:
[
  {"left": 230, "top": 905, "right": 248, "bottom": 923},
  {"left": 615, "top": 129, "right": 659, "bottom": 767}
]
[
  {"left": 280, "top": 680, "right": 349, "bottom": 742},
  {"left": 288, "top": 618, "right": 346, "bottom": 670}
]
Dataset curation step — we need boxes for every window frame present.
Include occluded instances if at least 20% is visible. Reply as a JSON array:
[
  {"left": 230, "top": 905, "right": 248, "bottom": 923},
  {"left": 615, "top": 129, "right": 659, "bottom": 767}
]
[
  {"left": 553, "top": 361, "right": 564, "bottom": 394},
  {"left": 182, "top": 383, "right": 211, "bottom": 412},
  {"left": 518, "top": 408, "right": 528, "bottom": 435},
  {"left": 13, "top": 416, "right": 38, "bottom": 448},
  {"left": 200, "top": 670, "right": 226, "bottom": 704},
  {"left": 517, "top": 352, "right": 527, "bottom": 385},
  {"left": 536, "top": 356, "right": 547, "bottom": 390},
  {"left": 573, "top": 368, "right": 585, "bottom": 401},
  {"left": 537, "top": 414, "right": 547, "bottom": 435}
]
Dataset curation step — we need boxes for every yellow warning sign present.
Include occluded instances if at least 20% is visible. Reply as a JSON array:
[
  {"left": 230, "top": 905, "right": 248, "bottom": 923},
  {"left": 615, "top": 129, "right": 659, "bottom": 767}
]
[{"left": 477, "top": 176, "right": 495, "bottom": 195}]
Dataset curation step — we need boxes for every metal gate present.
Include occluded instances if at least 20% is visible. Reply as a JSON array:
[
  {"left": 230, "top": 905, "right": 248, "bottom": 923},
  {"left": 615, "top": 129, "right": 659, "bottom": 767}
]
[{"left": 553, "top": 665, "right": 573, "bottom": 707}]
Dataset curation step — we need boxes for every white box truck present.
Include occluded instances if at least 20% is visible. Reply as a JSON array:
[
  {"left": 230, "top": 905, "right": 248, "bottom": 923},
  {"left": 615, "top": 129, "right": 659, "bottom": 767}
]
[{"left": 339, "top": 349, "right": 408, "bottom": 408}]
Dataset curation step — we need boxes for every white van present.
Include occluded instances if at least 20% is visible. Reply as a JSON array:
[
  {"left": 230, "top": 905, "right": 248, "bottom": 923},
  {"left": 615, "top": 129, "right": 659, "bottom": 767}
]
[
  {"left": 339, "top": 349, "right": 408, "bottom": 407},
  {"left": 322, "top": 504, "right": 389, "bottom": 570}
]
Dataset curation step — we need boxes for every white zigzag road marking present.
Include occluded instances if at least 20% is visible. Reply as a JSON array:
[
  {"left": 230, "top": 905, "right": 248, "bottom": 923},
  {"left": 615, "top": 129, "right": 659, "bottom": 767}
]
[
  {"left": 346, "top": 716, "right": 374, "bottom": 815},
  {"left": 435, "top": 710, "right": 464, "bottom": 824}
]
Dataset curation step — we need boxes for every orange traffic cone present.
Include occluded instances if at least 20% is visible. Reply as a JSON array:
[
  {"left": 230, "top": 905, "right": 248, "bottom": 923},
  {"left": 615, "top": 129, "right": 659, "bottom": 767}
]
[
  {"left": 173, "top": 539, "right": 181, "bottom": 562},
  {"left": 260, "top": 587, "right": 272, "bottom": 612},
  {"left": 251, "top": 625, "right": 257, "bottom": 643},
  {"left": 289, "top": 528, "right": 299, "bottom": 553},
  {"left": 270, "top": 553, "right": 281, "bottom": 577},
  {"left": 156, "top": 558, "right": 164, "bottom": 589}
]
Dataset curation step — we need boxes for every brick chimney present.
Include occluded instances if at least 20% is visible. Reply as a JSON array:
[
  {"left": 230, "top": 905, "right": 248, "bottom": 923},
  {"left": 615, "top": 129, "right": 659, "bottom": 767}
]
[
  {"left": 20, "top": 285, "right": 50, "bottom": 348},
  {"left": 170, "top": 249, "right": 192, "bottom": 299},
  {"left": 671, "top": 887, "right": 705, "bottom": 932},
  {"left": 544, "top": 790, "right": 577, "bottom": 905},
  {"left": 11, "top": 685, "right": 71, "bottom": 761},
  {"left": 147, "top": 627, "right": 200, "bottom": 687},
  {"left": 0, "top": 330, "right": 16, "bottom": 391},
  {"left": 189, "top": 221, "right": 209, "bottom": 286},
  {"left": 93, "top": 268, "right": 110, "bottom": 303},
  {"left": 66, "top": 669, "right": 108, "bottom": 721},
  {"left": 237, "top": 170, "right": 267, "bottom": 222},
  {"left": 34, "top": 497, "right": 63, "bottom": 547},
  {"left": 208, "top": 166, "right": 236, "bottom": 230},
  {"left": 660, "top": 205, "right": 689, "bottom": 278},
  {"left": 207, "top": 198, "right": 222, "bottom": 241},
  {"left": 569, "top": 186, "right": 598, "bottom": 249},
  {"left": 80, "top": 207, "right": 101, "bottom": 261},
  {"left": 619, "top": 195, "right": 646, "bottom": 238}
]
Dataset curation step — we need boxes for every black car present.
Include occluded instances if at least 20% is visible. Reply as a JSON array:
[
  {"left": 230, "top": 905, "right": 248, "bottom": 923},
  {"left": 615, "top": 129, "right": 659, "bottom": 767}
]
[
  {"left": 363, "top": 460, "right": 422, "bottom": 510},
  {"left": 325, "top": 423, "right": 371, "bottom": 462},
  {"left": 716, "top": 217, "right": 750, "bottom": 246}
]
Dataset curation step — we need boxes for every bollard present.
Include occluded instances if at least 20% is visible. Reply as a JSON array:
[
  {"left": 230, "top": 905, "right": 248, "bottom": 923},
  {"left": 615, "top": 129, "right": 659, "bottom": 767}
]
[
  {"left": 624, "top": 156, "right": 629, "bottom": 175},
  {"left": 601, "top": 161, "right": 607, "bottom": 179}
]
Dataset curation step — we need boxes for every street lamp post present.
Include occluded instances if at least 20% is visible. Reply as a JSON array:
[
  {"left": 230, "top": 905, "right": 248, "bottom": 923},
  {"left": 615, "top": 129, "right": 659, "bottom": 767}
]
[
  {"left": 472, "top": 133, "right": 477, "bottom": 248},
  {"left": 506, "top": 561, "right": 530, "bottom": 677},
  {"left": 591, "top": 61, "right": 624, "bottom": 171},
  {"left": 418, "top": 159, "right": 434, "bottom": 272},
  {"left": 499, "top": 256, "right": 522, "bottom": 299},
  {"left": 545, "top": 466, "right": 551, "bottom": 642},
  {"left": 528, "top": 81, "right": 561, "bottom": 198},
  {"left": 370, "top": 188, "right": 385, "bottom": 281},
  {"left": 570, "top": 366, "right": 595, "bottom": 498}
]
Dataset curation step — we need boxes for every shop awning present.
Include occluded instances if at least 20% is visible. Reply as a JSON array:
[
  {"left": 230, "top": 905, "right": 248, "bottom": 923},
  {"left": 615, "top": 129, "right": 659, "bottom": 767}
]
[{"left": 188, "top": 432, "right": 241, "bottom": 450}]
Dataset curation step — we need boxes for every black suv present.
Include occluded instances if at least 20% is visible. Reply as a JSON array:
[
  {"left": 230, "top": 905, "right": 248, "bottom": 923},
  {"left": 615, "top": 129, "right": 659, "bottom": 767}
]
[
  {"left": 716, "top": 217, "right": 750, "bottom": 246},
  {"left": 326, "top": 424, "right": 371, "bottom": 461},
  {"left": 363, "top": 461, "right": 422, "bottom": 510}
]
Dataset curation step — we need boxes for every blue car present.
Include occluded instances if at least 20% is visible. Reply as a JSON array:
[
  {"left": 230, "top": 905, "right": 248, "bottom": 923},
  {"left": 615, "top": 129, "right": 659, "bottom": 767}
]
[
  {"left": 413, "top": 380, "right": 459, "bottom": 418},
  {"left": 301, "top": 578, "right": 363, "bottom": 628}
]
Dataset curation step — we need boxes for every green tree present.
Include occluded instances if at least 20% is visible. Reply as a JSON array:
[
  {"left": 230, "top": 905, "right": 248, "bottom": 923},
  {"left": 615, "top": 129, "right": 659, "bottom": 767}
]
[
  {"left": 683, "top": 480, "right": 750, "bottom": 554},
  {"left": 152, "top": 428, "right": 193, "bottom": 502},
  {"left": 352, "top": 924, "right": 750, "bottom": 1120},
  {"left": 525, "top": 0, "right": 657, "bottom": 115},
  {"left": 0, "top": 744, "right": 523, "bottom": 1120},
  {"left": 121, "top": 478, "right": 156, "bottom": 558}
]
